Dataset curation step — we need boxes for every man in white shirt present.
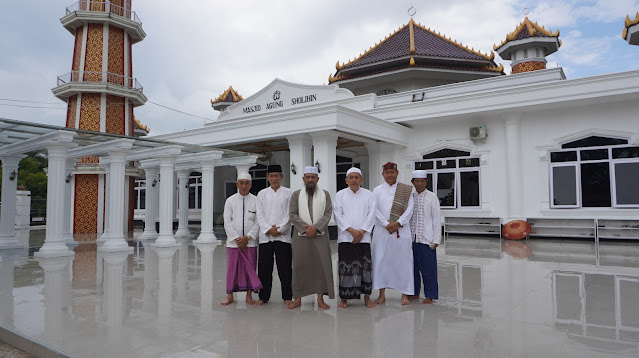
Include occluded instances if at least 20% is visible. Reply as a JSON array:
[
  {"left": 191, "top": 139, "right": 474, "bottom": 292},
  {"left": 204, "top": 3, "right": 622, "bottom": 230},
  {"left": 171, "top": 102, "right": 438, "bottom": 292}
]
[
  {"left": 256, "top": 164, "right": 293, "bottom": 306},
  {"left": 220, "top": 173, "right": 262, "bottom": 306},
  {"left": 371, "top": 162, "right": 415, "bottom": 305},
  {"left": 333, "top": 167, "right": 376, "bottom": 309},
  {"left": 409, "top": 170, "right": 441, "bottom": 304}
]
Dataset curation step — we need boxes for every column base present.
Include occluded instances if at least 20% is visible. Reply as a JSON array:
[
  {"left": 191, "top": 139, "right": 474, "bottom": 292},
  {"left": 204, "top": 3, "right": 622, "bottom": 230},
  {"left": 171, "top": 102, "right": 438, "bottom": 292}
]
[
  {"left": 195, "top": 232, "right": 220, "bottom": 244},
  {"left": 97, "top": 233, "right": 109, "bottom": 243},
  {"left": 34, "top": 247, "right": 75, "bottom": 258},
  {"left": 139, "top": 230, "right": 158, "bottom": 240},
  {"left": 101, "top": 235, "right": 131, "bottom": 252},
  {"left": 174, "top": 228, "right": 192, "bottom": 238},
  {"left": 155, "top": 234, "right": 178, "bottom": 247},
  {"left": 98, "top": 245, "right": 134, "bottom": 253},
  {"left": 0, "top": 234, "right": 23, "bottom": 250}
]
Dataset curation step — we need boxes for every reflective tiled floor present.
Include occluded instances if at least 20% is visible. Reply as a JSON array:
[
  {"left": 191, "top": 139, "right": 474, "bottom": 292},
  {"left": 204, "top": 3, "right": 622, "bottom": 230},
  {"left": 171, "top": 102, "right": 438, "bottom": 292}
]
[{"left": 1, "top": 230, "right": 639, "bottom": 357}]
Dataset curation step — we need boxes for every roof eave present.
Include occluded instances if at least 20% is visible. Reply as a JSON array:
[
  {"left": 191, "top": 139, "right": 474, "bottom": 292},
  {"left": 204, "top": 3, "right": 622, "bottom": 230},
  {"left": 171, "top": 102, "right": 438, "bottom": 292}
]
[{"left": 496, "top": 37, "right": 561, "bottom": 60}]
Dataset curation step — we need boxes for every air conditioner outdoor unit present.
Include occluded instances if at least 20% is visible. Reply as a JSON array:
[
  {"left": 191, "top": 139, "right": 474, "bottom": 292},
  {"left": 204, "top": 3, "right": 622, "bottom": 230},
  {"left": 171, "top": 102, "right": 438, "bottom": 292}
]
[{"left": 470, "top": 125, "right": 487, "bottom": 140}]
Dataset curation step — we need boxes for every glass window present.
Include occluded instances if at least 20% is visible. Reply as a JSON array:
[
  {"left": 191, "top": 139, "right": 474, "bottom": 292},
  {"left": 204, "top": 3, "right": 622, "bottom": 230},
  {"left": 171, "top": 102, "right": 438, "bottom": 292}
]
[
  {"left": 335, "top": 156, "right": 360, "bottom": 191},
  {"left": 437, "top": 172, "right": 455, "bottom": 207},
  {"left": 459, "top": 158, "right": 480, "bottom": 168},
  {"left": 612, "top": 146, "right": 639, "bottom": 159},
  {"left": 580, "top": 162, "right": 611, "bottom": 207},
  {"left": 460, "top": 171, "right": 480, "bottom": 207},
  {"left": 614, "top": 162, "right": 639, "bottom": 205},
  {"left": 415, "top": 161, "right": 433, "bottom": 170},
  {"left": 550, "top": 151, "right": 577, "bottom": 163},
  {"left": 561, "top": 136, "right": 627, "bottom": 149},
  {"left": 423, "top": 149, "right": 470, "bottom": 159},
  {"left": 436, "top": 159, "right": 457, "bottom": 169},
  {"left": 580, "top": 149, "right": 608, "bottom": 161},
  {"left": 552, "top": 166, "right": 577, "bottom": 206}
]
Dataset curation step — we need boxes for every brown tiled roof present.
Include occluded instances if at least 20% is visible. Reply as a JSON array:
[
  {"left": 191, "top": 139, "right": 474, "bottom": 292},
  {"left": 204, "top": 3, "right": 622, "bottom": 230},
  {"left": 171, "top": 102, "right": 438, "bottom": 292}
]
[
  {"left": 494, "top": 17, "right": 560, "bottom": 51},
  {"left": 210, "top": 86, "right": 243, "bottom": 105},
  {"left": 622, "top": 12, "right": 639, "bottom": 40},
  {"left": 330, "top": 19, "right": 500, "bottom": 83}
]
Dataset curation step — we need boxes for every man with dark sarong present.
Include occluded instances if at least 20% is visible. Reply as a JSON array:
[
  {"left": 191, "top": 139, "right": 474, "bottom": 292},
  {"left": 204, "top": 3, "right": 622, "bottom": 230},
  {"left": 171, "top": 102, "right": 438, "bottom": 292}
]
[
  {"left": 287, "top": 166, "right": 334, "bottom": 310},
  {"left": 409, "top": 170, "right": 441, "bottom": 304},
  {"left": 221, "top": 173, "right": 262, "bottom": 306},
  {"left": 371, "top": 162, "right": 415, "bottom": 305},
  {"left": 333, "top": 167, "right": 376, "bottom": 309}
]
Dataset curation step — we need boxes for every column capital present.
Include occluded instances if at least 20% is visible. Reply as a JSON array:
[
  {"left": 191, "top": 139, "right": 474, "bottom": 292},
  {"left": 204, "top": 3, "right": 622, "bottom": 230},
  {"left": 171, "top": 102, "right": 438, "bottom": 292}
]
[
  {"left": 286, "top": 133, "right": 313, "bottom": 146},
  {"left": 310, "top": 130, "right": 340, "bottom": 141},
  {"left": 501, "top": 112, "right": 523, "bottom": 125},
  {"left": 0, "top": 155, "right": 26, "bottom": 167},
  {"left": 45, "top": 142, "right": 77, "bottom": 158}
]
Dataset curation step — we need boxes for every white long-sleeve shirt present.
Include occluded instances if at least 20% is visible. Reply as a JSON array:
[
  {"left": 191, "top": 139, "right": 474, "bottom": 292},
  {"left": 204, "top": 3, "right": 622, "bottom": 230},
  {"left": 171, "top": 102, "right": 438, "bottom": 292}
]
[
  {"left": 223, "top": 192, "right": 259, "bottom": 248},
  {"left": 410, "top": 189, "right": 441, "bottom": 245},
  {"left": 333, "top": 187, "right": 376, "bottom": 244},
  {"left": 256, "top": 186, "right": 292, "bottom": 244},
  {"left": 373, "top": 182, "right": 414, "bottom": 229}
]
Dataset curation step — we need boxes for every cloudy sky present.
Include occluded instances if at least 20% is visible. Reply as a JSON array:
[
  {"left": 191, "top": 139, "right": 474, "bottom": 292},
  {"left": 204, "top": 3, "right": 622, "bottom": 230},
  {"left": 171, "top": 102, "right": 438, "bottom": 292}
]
[{"left": 1, "top": 0, "right": 638, "bottom": 136}]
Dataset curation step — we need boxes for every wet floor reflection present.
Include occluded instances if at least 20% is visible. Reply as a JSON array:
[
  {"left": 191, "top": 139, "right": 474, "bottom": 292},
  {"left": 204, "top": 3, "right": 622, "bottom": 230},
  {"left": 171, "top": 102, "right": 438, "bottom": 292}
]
[{"left": 0, "top": 231, "right": 638, "bottom": 357}]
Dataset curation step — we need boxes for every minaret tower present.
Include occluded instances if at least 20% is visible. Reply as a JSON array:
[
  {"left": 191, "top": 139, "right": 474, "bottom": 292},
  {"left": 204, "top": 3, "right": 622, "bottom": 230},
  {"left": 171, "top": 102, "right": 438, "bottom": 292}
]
[
  {"left": 52, "top": 0, "right": 147, "bottom": 234},
  {"left": 623, "top": 12, "right": 639, "bottom": 45},
  {"left": 494, "top": 17, "right": 561, "bottom": 74}
]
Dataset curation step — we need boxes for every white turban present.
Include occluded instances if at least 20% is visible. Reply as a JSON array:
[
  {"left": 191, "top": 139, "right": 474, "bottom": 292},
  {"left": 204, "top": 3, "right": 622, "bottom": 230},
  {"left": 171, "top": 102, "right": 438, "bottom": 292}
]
[
  {"left": 346, "top": 167, "right": 362, "bottom": 176},
  {"left": 237, "top": 173, "right": 252, "bottom": 181},
  {"left": 304, "top": 166, "right": 319, "bottom": 175},
  {"left": 412, "top": 170, "right": 428, "bottom": 179}
]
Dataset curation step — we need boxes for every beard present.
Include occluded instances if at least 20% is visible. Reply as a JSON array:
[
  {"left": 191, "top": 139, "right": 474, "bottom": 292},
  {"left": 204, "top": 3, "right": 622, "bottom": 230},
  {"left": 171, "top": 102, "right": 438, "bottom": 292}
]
[{"left": 305, "top": 184, "right": 316, "bottom": 195}]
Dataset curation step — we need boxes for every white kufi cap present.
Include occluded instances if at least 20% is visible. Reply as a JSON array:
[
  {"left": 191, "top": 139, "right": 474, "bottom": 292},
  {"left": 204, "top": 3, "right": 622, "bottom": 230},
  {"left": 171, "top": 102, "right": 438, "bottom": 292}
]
[
  {"left": 304, "top": 166, "right": 319, "bottom": 175},
  {"left": 412, "top": 170, "right": 428, "bottom": 179},
  {"left": 346, "top": 167, "right": 362, "bottom": 176},
  {"left": 237, "top": 173, "right": 252, "bottom": 181}
]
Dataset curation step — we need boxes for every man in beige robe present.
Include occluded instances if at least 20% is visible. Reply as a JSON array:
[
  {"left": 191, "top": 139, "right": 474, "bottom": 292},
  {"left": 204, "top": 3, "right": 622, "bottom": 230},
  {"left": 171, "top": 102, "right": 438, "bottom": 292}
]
[{"left": 287, "top": 166, "right": 334, "bottom": 309}]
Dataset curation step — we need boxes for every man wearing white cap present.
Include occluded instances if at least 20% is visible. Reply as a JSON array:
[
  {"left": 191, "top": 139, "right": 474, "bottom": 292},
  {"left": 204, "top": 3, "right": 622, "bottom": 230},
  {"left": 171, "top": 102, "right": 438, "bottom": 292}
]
[
  {"left": 409, "top": 170, "right": 441, "bottom": 304},
  {"left": 287, "top": 166, "right": 334, "bottom": 309},
  {"left": 220, "top": 172, "right": 262, "bottom": 306},
  {"left": 333, "top": 167, "right": 376, "bottom": 308}
]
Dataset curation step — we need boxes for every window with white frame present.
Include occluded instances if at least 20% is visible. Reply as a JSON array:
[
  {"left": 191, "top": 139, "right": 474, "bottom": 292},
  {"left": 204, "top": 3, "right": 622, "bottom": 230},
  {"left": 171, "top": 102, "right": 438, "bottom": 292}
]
[
  {"left": 549, "top": 136, "right": 639, "bottom": 208},
  {"left": 414, "top": 148, "right": 481, "bottom": 209},
  {"left": 134, "top": 179, "right": 145, "bottom": 210},
  {"left": 336, "top": 155, "right": 361, "bottom": 191},
  {"left": 249, "top": 164, "right": 267, "bottom": 196},
  {"left": 188, "top": 172, "right": 202, "bottom": 209}
]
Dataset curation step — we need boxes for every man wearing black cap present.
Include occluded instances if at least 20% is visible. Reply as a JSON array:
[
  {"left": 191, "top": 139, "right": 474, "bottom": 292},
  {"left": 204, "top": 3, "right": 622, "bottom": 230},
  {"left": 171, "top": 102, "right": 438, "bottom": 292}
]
[{"left": 255, "top": 164, "right": 293, "bottom": 306}]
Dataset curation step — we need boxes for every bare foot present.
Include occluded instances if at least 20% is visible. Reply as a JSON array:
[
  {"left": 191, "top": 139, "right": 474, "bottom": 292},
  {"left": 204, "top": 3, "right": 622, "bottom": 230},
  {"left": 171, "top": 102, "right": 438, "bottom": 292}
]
[
  {"left": 220, "top": 294, "right": 234, "bottom": 306},
  {"left": 284, "top": 300, "right": 292, "bottom": 306},
  {"left": 422, "top": 297, "right": 433, "bottom": 305},
  {"left": 255, "top": 300, "right": 265, "bottom": 306},
  {"left": 375, "top": 289, "right": 386, "bottom": 305},
  {"left": 246, "top": 291, "right": 256, "bottom": 305},
  {"left": 401, "top": 294, "right": 411, "bottom": 305},
  {"left": 287, "top": 298, "right": 301, "bottom": 309},
  {"left": 364, "top": 295, "right": 376, "bottom": 308},
  {"left": 338, "top": 300, "right": 348, "bottom": 309},
  {"left": 317, "top": 295, "right": 330, "bottom": 310},
  {"left": 408, "top": 295, "right": 419, "bottom": 300}
]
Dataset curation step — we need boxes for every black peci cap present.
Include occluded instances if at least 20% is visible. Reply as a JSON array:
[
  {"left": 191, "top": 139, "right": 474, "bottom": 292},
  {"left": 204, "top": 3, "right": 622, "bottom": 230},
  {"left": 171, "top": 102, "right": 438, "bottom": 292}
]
[{"left": 267, "top": 164, "right": 282, "bottom": 174}]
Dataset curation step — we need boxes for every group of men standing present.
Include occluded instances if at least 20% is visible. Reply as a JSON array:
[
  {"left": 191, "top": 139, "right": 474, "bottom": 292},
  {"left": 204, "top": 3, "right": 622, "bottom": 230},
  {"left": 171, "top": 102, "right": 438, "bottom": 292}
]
[{"left": 221, "top": 161, "right": 441, "bottom": 309}]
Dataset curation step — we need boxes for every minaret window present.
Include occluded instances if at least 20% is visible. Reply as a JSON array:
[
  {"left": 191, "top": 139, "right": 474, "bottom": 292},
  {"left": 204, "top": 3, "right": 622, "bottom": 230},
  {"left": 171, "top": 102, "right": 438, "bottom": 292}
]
[
  {"left": 536, "top": 48, "right": 540, "bottom": 57},
  {"left": 523, "top": 49, "right": 528, "bottom": 58}
]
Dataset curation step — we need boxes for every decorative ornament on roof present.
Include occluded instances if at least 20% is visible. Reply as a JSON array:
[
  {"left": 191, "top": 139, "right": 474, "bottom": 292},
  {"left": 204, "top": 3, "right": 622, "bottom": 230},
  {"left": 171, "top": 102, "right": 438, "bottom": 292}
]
[
  {"left": 210, "top": 86, "right": 244, "bottom": 105},
  {"left": 133, "top": 115, "right": 149, "bottom": 133},
  {"left": 622, "top": 12, "right": 639, "bottom": 39},
  {"left": 494, "top": 16, "right": 560, "bottom": 51}
]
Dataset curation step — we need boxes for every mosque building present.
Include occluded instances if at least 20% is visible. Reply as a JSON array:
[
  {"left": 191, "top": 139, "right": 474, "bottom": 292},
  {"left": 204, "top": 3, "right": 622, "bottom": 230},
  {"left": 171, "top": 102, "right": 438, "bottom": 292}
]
[{"left": 147, "top": 15, "right": 639, "bottom": 238}]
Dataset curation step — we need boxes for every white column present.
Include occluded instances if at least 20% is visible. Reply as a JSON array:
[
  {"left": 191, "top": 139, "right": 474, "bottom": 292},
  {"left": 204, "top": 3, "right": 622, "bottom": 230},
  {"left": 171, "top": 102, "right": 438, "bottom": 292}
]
[
  {"left": 139, "top": 167, "right": 159, "bottom": 240},
  {"left": 504, "top": 113, "right": 523, "bottom": 220},
  {"left": 175, "top": 170, "right": 191, "bottom": 238},
  {"left": 156, "top": 246, "right": 178, "bottom": 317},
  {"left": 155, "top": 156, "right": 179, "bottom": 247},
  {"left": 61, "top": 159, "right": 77, "bottom": 246},
  {"left": 286, "top": 134, "right": 313, "bottom": 192},
  {"left": 37, "top": 256, "right": 73, "bottom": 346},
  {"left": 0, "top": 155, "right": 24, "bottom": 248},
  {"left": 101, "top": 151, "right": 132, "bottom": 252},
  {"left": 196, "top": 161, "right": 218, "bottom": 243},
  {"left": 365, "top": 142, "right": 397, "bottom": 190},
  {"left": 310, "top": 131, "right": 339, "bottom": 201},
  {"left": 98, "top": 160, "right": 111, "bottom": 243},
  {"left": 37, "top": 144, "right": 76, "bottom": 257}
]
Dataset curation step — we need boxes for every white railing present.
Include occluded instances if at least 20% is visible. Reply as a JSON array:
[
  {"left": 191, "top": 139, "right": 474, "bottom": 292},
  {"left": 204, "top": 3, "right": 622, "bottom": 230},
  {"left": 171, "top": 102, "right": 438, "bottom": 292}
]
[
  {"left": 65, "top": 0, "right": 142, "bottom": 25},
  {"left": 57, "top": 71, "right": 143, "bottom": 93}
]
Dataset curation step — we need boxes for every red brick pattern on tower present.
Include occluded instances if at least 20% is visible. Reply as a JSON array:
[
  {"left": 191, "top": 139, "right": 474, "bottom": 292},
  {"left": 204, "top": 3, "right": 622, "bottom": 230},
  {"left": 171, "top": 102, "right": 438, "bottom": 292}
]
[
  {"left": 108, "top": 25, "right": 124, "bottom": 85},
  {"left": 66, "top": 95, "right": 77, "bottom": 128},
  {"left": 84, "top": 23, "right": 104, "bottom": 82},
  {"left": 128, "top": 34, "right": 133, "bottom": 86},
  {"left": 106, "top": 94, "right": 125, "bottom": 135},
  {"left": 89, "top": 0, "right": 105, "bottom": 11},
  {"left": 79, "top": 92, "right": 101, "bottom": 163},
  {"left": 73, "top": 174, "right": 99, "bottom": 233},
  {"left": 72, "top": 27, "right": 83, "bottom": 72},
  {"left": 511, "top": 61, "right": 546, "bottom": 74},
  {"left": 129, "top": 105, "right": 134, "bottom": 136}
]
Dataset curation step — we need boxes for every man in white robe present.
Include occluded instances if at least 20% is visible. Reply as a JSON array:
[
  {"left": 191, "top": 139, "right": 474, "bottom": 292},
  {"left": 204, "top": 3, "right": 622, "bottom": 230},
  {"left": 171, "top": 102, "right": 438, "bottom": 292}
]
[
  {"left": 256, "top": 164, "right": 293, "bottom": 306},
  {"left": 371, "top": 162, "right": 415, "bottom": 305},
  {"left": 333, "top": 167, "right": 376, "bottom": 308}
]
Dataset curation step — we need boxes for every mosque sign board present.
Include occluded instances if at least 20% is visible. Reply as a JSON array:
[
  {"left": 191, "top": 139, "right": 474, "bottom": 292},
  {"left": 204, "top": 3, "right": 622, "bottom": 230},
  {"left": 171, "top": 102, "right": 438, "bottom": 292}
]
[{"left": 217, "top": 78, "right": 354, "bottom": 121}]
